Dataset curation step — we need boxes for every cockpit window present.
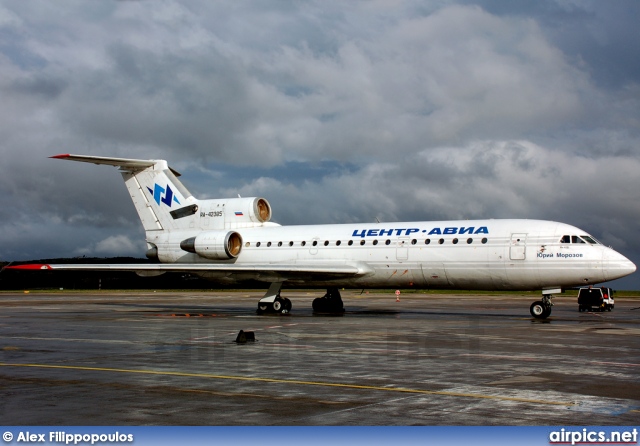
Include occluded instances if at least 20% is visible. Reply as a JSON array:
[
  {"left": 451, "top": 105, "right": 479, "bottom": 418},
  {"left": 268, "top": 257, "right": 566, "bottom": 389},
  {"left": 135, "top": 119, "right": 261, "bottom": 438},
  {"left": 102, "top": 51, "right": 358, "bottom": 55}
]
[
  {"left": 560, "top": 234, "right": 599, "bottom": 244},
  {"left": 581, "top": 235, "right": 599, "bottom": 244}
]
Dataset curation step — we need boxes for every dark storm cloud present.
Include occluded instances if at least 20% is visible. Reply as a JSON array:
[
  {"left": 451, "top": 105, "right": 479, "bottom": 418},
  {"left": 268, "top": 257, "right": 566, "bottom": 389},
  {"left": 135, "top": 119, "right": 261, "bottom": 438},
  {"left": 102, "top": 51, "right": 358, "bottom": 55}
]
[
  {"left": 11, "top": 74, "right": 67, "bottom": 99},
  {"left": 465, "top": 0, "right": 640, "bottom": 89}
]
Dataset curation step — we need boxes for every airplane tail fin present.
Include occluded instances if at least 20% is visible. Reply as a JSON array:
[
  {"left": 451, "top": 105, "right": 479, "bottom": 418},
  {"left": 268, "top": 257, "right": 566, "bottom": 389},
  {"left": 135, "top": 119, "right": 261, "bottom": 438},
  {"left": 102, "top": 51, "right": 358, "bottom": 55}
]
[{"left": 51, "top": 154, "right": 198, "bottom": 232}]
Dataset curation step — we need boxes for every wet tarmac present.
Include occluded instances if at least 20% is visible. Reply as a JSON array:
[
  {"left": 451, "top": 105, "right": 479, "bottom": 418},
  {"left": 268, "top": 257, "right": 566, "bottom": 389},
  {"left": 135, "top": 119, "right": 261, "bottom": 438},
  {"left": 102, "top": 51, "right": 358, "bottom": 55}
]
[{"left": 0, "top": 290, "right": 638, "bottom": 425}]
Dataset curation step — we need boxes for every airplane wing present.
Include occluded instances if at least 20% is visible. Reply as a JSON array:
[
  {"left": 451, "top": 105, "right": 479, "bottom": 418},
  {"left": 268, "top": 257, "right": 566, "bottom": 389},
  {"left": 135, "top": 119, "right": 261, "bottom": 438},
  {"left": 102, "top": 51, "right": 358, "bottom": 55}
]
[{"left": 5, "top": 262, "right": 373, "bottom": 280}]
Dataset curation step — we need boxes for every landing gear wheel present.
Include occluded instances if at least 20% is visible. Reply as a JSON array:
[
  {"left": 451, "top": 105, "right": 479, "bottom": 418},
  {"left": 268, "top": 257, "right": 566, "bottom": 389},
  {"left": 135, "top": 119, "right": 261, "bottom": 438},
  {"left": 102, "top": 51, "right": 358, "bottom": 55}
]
[
  {"left": 530, "top": 301, "right": 549, "bottom": 319},
  {"left": 256, "top": 283, "right": 289, "bottom": 315},
  {"left": 312, "top": 287, "right": 345, "bottom": 314},
  {"left": 272, "top": 297, "right": 289, "bottom": 314},
  {"left": 257, "top": 298, "right": 291, "bottom": 315}
]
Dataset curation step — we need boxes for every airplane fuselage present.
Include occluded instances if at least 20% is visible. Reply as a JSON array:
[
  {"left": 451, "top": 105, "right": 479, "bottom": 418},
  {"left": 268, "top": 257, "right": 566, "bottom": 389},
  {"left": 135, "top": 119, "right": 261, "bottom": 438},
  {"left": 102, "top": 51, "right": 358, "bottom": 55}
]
[{"left": 147, "top": 219, "right": 633, "bottom": 290}]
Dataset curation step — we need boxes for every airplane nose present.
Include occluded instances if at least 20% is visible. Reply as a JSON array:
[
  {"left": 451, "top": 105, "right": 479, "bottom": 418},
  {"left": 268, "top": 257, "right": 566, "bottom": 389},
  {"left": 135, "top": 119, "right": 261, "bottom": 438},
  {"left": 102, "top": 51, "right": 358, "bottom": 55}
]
[
  {"left": 622, "top": 258, "right": 637, "bottom": 276},
  {"left": 603, "top": 249, "right": 637, "bottom": 281}
]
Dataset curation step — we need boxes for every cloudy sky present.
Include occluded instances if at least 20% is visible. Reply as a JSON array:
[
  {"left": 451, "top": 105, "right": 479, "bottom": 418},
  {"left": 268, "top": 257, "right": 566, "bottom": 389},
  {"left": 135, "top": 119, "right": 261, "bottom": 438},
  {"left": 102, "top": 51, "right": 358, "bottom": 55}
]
[{"left": 1, "top": 0, "right": 639, "bottom": 289}]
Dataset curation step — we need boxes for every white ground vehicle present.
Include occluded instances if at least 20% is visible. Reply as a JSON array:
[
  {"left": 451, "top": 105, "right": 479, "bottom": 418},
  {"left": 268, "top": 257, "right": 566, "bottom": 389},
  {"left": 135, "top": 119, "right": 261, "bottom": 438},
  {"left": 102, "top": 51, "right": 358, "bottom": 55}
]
[{"left": 578, "top": 287, "right": 615, "bottom": 312}]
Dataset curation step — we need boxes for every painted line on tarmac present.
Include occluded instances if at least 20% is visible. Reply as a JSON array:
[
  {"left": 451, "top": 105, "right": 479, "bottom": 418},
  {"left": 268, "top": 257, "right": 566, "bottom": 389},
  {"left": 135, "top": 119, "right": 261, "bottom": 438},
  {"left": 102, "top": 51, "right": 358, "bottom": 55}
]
[
  {"left": 7, "top": 336, "right": 136, "bottom": 344},
  {"left": 0, "top": 362, "right": 572, "bottom": 407}
]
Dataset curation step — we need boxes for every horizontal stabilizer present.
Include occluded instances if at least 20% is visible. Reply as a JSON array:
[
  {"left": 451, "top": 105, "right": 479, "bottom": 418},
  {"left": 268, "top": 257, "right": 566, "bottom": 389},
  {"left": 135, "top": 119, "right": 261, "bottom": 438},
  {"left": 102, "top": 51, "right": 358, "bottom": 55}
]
[
  {"left": 51, "top": 154, "right": 183, "bottom": 177},
  {"left": 51, "top": 154, "right": 157, "bottom": 169}
]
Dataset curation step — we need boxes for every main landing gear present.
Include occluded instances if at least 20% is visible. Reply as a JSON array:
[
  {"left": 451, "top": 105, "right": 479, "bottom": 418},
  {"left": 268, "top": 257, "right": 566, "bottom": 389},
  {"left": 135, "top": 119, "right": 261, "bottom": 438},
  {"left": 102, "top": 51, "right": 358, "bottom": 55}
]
[
  {"left": 312, "top": 287, "right": 345, "bottom": 314},
  {"left": 256, "top": 284, "right": 345, "bottom": 315},
  {"left": 257, "top": 282, "right": 291, "bottom": 315},
  {"left": 530, "top": 292, "right": 555, "bottom": 319}
]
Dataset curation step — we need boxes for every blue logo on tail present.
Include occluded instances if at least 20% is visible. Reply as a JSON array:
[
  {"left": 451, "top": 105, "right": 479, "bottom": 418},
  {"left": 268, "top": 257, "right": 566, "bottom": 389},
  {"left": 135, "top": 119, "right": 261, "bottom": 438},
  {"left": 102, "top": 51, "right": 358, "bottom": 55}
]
[{"left": 147, "top": 184, "right": 180, "bottom": 207}]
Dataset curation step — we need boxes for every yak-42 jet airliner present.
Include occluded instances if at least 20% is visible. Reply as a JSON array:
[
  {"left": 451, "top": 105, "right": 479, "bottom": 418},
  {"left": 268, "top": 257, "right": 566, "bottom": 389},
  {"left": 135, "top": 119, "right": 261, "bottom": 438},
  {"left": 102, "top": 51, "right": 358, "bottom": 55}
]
[{"left": 10, "top": 154, "right": 636, "bottom": 319}]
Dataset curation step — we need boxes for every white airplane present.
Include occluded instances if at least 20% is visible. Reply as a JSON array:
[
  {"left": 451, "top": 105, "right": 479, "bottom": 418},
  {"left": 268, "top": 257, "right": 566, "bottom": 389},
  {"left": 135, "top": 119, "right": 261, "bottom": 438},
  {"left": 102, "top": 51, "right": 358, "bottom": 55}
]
[{"left": 9, "top": 154, "right": 636, "bottom": 319}]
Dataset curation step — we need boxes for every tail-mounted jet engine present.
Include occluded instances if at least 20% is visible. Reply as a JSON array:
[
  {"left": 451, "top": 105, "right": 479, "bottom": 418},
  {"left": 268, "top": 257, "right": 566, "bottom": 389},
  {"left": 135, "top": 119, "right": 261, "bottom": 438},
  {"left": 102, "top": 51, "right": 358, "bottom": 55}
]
[
  {"left": 180, "top": 231, "right": 243, "bottom": 260},
  {"left": 248, "top": 197, "right": 271, "bottom": 223},
  {"left": 193, "top": 197, "right": 272, "bottom": 229},
  {"left": 224, "top": 197, "right": 271, "bottom": 223}
]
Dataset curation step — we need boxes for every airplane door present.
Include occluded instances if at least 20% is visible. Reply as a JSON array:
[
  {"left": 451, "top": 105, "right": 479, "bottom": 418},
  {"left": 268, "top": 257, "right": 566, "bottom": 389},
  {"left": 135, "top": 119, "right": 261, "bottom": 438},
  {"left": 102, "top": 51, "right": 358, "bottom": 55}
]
[
  {"left": 396, "top": 238, "right": 409, "bottom": 261},
  {"left": 510, "top": 233, "right": 527, "bottom": 260}
]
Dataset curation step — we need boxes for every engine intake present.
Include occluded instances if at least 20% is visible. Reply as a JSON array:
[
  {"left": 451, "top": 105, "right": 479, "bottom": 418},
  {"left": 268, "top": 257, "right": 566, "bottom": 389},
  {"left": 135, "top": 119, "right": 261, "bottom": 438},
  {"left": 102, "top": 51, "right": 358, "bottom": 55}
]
[
  {"left": 180, "top": 231, "right": 243, "bottom": 260},
  {"left": 254, "top": 198, "right": 271, "bottom": 222}
]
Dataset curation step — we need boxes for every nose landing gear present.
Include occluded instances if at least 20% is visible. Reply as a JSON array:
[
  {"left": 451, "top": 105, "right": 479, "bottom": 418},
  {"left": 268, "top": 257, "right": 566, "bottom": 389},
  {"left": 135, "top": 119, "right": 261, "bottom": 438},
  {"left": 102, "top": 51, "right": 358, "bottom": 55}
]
[{"left": 530, "top": 292, "right": 556, "bottom": 319}]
